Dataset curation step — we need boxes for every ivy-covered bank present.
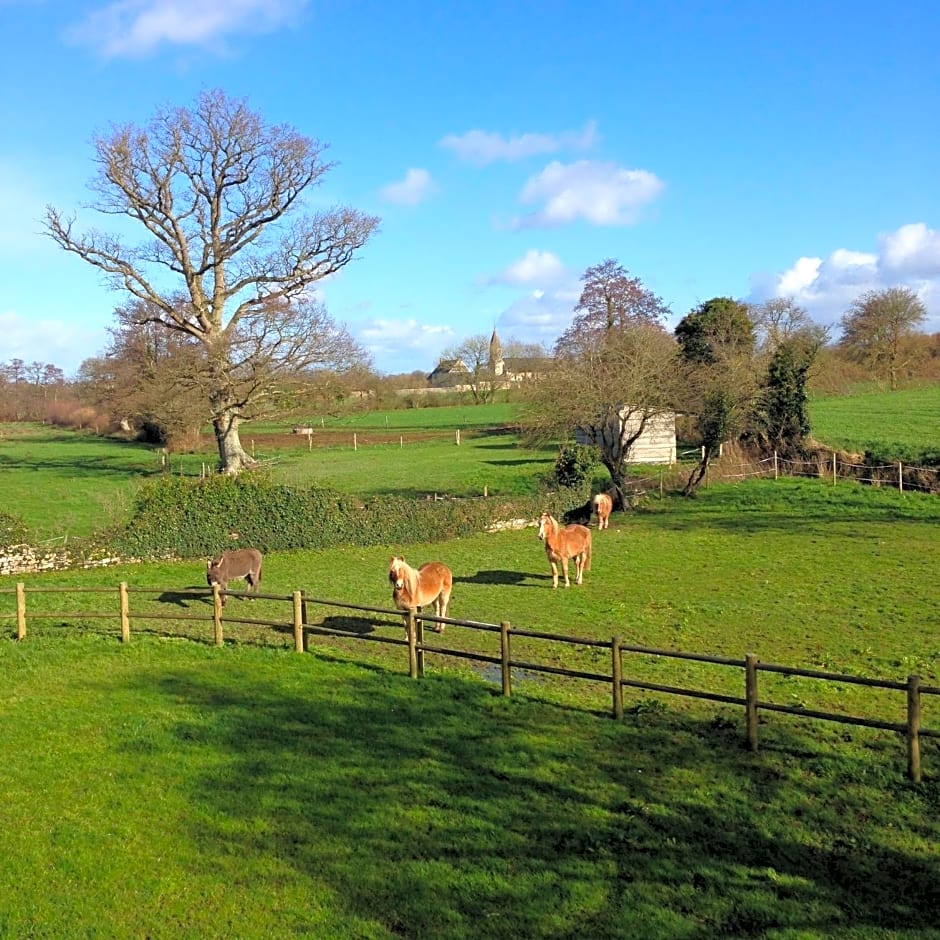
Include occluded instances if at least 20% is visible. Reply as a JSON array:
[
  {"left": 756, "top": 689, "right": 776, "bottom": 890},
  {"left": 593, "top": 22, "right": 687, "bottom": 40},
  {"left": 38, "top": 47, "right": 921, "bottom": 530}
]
[{"left": 102, "top": 475, "right": 586, "bottom": 560}]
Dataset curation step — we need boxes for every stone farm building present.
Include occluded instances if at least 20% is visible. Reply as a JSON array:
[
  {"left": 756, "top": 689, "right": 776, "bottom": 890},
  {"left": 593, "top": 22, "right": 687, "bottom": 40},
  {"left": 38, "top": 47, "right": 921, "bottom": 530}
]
[{"left": 427, "top": 329, "right": 553, "bottom": 388}]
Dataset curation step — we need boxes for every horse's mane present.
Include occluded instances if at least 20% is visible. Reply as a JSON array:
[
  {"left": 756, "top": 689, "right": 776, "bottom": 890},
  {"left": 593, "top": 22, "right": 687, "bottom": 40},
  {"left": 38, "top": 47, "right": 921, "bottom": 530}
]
[
  {"left": 400, "top": 562, "right": 418, "bottom": 599},
  {"left": 390, "top": 557, "right": 419, "bottom": 602}
]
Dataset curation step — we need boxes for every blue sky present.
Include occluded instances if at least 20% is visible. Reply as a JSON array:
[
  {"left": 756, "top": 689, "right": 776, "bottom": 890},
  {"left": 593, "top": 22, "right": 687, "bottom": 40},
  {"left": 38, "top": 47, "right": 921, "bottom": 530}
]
[{"left": 2, "top": 0, "right": 940, "bottom": 378}]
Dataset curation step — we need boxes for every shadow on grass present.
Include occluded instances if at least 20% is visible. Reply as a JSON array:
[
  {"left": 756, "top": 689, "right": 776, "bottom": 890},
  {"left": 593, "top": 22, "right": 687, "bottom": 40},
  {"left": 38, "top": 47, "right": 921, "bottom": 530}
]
[
  {"left": 317, "top": 614, "right": 382, "bottom": 636},
  {"left": 155, "top": 587, "right": 213, "bottom": 608},
  {"left": 0, "top": 434, "right": 167, "bottom": 477},
  {"left": 110, "top": 660, "right": 940, "bottom": 938},
  {"left": 453, "top": 569, "right": 532, "bottom": 586}
]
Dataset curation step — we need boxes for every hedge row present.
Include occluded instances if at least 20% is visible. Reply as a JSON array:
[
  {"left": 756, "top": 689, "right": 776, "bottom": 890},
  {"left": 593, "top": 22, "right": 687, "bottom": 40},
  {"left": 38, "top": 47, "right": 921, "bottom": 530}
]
[{"left": 107, "top": 475, "right": 589, "bottom": 560}]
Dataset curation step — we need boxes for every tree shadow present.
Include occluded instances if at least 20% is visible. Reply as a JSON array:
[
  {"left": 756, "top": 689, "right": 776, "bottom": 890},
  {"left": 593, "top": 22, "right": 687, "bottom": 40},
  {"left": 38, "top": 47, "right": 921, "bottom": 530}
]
[
  {"left": 106, "top": 664, "right": 940, "bottom": 937},
  {"left": 562, "top": 500, "right": 592, "bottom": 525}
]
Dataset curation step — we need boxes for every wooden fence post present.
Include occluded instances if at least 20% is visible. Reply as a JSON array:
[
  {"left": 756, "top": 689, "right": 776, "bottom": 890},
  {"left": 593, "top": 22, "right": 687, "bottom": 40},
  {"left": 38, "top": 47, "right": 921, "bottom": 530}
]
[
  {"left": 212, "top": 584, "right": 224, "bottom": 646},
  {"left": 745, "top": 653, "right": 759, "bottom": 751},
  {"left": 416, "top": 616, "right": 425, "bottom": 678},
  {"left": 16, "top": 582, "right": 26, "bottom": 640},
  {"left": 898, "top": 461, "right": 904, "bottom": 493},
  {"left": 500, "top": 621, "right": 512, "bottom": 697},
  {"left": 119, "top": 582, "right": 130, "bottom": 643},
  {"left": 611, "top": 636, "right": 624, "bottom": 719},
  {"left": 907, "top": 674, "right": 922, "bottom": 783},
  {"left": 292, "top": 591, "right": 304, "bottom": 653},
  {"left": 407, "top": 608, "right": 418, "bottom": 679},
  {"left": 832, "top": 452, "right": 837, "bottom": 485},
  {"left": 773, "top": 451, "right": 779, "bottom": 480},
  {"left": 300, "top": 591, "right": 309, "bottom": 651}
]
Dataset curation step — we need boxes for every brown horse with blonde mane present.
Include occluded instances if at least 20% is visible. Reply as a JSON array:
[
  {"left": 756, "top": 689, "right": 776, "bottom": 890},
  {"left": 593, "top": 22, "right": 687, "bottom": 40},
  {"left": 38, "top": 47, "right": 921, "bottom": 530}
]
[
  {"left": 388, "top": 556, "right": 453, "bottom": 633},
  {"left": 537, "top": 512, "right": 592, "bottom": 589},
  {"left": 592, "top": 492, "right": 613, "bottom": 530}
]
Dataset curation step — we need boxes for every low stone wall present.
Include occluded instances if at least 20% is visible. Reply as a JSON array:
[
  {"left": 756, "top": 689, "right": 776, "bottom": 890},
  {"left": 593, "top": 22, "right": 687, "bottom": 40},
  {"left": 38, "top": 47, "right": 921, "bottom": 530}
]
[{"left": 0, "top": 544, "right": 132, "bottom": 576}]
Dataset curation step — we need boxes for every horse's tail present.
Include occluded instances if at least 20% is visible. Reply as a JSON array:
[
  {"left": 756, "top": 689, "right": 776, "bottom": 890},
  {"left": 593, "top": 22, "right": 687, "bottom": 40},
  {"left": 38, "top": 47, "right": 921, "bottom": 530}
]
[{"left": 584, "top": 530, "right": 592, "bottom": 570}]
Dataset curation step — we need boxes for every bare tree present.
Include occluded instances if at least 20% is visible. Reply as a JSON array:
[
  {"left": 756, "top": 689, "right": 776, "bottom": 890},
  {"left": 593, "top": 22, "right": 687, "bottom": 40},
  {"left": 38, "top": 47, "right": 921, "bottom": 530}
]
[
  {"left": 838, "top": 287, "right": 927, "bottom": 390},
  {"left": 555, "top": 258, "right": 670, "bottom": 354},
  {"left": 440, "top": 334, "right": 498, "bottom": 404},
  {"left": 45, "top": 88, "right": 379, "bottom": 473},
  {"left": 78, "top": 300, "right": 209, "bottom": 446},
  {"left": 751, "top": 297, "right": 829, "bottom": 355},
  {"left": 520, "top": 324, "right": 681, "bottom": 505},
  {"left": 679, "top": 355, "right": 760, "bottom": 495},
  {"left": 0, "top": 359, "right": 67, "bottom": 421}
]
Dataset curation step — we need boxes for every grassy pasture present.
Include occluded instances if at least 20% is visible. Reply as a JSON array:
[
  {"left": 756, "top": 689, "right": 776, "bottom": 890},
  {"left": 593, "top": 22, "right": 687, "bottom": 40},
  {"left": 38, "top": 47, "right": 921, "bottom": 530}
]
[
  {"left": 2, "top": 632, "right": 938, "bottom": 939},
  {"left": 808, "top": 384, "right": 940, "bottom": 458},
  {"left": 259, "top": 399, "right": 518, "bottom": 431},
  {"left": 2, "top": 384, "right": 938, "bottom": 541},
  {"left": 0, "top": 419, "right": 558, "bottom": 540},
  {"left": 4, "top": 448, "right": 940, "bottom": 934},
  {"left": 5, "top": 478, "right": 939, "bottom": 724}
]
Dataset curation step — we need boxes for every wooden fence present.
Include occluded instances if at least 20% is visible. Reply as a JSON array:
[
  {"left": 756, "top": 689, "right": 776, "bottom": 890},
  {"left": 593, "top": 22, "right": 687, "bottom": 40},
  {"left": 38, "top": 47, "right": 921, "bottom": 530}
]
[{"left": 3, "top": 581, "right": 937, "bottom": 782}]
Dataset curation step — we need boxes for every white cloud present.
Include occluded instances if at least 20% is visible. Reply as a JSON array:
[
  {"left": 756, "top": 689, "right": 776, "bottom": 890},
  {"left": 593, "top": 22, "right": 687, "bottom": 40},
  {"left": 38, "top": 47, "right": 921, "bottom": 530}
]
[
  {"left": 756, "top": 222, "right": 940, "bottom": 332},
  {"left": 439, "top": 122, "right": 597, "bottom": 166},
  {"left": 513, "top": 160, "right": 665, "bottom": 229},
  {"left": 488, "top": 250, "right": 565, "bottom": 286},
  {"left": 880, "top": 222, "right": 940, "bottom": 277},
  {"left": 66, "top": 0, "right": 308, "bottom": 57},
  {"left": 379, "top": 168, "right": 436, "bottom": 206},
  {"left": 355, "top": 317, "right": 455, "bottom": 373},
  {"left": 776, "top": 256, "right": 821, "bottom": 296},
  {"left": 496, "top": 288, "right": 580, "bottom": 346}
]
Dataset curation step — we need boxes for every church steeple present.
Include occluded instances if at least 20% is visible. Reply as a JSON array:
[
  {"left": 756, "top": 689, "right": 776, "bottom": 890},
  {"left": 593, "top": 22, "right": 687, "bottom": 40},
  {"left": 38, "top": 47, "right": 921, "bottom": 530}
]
[{"left": 489, "top": 328, "right": 503, "bottom": 375}]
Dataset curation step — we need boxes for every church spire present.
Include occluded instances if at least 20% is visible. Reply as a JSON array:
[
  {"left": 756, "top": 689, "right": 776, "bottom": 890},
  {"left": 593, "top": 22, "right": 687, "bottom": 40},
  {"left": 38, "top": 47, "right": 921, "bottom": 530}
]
[{"left": 489, "top": 328, "right": 502, "bottom": 373}]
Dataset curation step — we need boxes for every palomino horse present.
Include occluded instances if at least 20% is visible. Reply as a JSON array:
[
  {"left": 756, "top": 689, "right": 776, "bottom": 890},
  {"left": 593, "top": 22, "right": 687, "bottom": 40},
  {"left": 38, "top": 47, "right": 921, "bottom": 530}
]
[
  {"left": 537, "top": 512, "right": 592, "bottom": 589},
  {"left": 388, "top": 556, "right": 453, "bottom": 633},
  {"left": 592, "top": 492, "right": 613, "bottom": 530}
]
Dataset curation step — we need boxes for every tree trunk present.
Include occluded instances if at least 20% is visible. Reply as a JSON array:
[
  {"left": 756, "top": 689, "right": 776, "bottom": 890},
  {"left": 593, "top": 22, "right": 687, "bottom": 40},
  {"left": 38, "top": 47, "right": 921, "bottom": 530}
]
[
  {"left": 601, "top": 455, "right": 629, "bottom": 511},
  {"left": 212, "top": 405, "right": 258, "bottom": 475},
  {"left": 683, "top": 452, "right": 711, "bottom": 496}
]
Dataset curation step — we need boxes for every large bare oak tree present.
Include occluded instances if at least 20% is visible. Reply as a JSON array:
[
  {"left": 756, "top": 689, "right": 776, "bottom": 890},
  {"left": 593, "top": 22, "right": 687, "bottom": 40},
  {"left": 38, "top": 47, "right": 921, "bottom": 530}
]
[{"left": 45, "top": 88, "right": 379, "bottom": 473}]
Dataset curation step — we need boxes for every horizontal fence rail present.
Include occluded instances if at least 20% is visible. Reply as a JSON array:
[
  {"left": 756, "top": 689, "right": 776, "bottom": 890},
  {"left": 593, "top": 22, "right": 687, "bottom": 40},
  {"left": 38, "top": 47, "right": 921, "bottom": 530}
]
[{"left": 2, "top": 581, "right": 937, "bottom": 782}]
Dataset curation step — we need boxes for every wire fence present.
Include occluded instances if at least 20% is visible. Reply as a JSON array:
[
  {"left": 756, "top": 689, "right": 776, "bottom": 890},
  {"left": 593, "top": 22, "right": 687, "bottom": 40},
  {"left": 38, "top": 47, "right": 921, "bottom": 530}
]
[{"left": 623, "top": 450, "right": 940, "bottom": 500}]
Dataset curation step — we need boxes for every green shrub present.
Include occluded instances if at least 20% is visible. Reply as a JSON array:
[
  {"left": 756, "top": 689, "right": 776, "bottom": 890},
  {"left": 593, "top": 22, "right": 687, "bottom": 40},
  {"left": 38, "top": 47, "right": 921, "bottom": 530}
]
[
  {"left": 109, "top": 473, "right": 585, "bottom": 559},
  {"left": 552, "top": 443, "right": 600, "bottom": 489},
  {"left": 0, "top": 511, "right": 28, "bottom": 548}
]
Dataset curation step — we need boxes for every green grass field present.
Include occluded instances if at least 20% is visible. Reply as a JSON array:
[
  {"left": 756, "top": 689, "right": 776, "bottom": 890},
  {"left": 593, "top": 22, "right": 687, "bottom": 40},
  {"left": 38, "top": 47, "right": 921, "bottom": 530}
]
[
  {"left": 2, "top": 387, "right": 938, "bottom": 541},
  {"left": 808, "top": 385, "right": 940, "bottom": 459},
  {"left": 3, "top": 402, "right": 940, "bottom": 936},
  {"left": 2, "top": 630, "right": 937, "bottom": 939},
  {"left": 260, "top": 400, "right": 518, "bottom": 431}
]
